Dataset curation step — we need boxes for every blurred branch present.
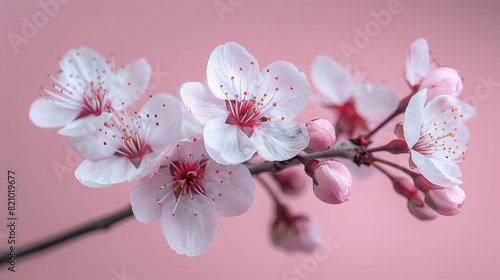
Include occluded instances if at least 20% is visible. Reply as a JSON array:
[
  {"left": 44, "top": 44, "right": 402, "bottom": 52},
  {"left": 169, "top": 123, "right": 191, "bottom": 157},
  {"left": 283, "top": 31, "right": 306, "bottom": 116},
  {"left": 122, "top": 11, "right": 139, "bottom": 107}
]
[{"left": 0, "top": 206, "right": 133, "bottom": 265}]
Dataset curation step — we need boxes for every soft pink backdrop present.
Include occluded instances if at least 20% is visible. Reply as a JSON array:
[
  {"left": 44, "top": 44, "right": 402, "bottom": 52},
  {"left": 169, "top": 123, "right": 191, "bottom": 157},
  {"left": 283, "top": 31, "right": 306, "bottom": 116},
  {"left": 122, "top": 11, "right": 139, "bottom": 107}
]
[{"left": 1, "top": 0, "right": 499, "bottom": 279}]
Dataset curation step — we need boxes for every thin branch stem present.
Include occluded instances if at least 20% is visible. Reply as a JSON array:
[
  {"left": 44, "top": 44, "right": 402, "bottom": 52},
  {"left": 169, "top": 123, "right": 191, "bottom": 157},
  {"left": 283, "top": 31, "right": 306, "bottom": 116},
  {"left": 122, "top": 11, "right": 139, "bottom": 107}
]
[
  {"left": 254, "top": 175, "right": 280, "bottom": 206},
  {"left": 364, "top": 93, "right": 413, "bottom": 140},
  {"left": 0, "top": 141, "right": 357, "bottom": 265},
  {"left": 372, "top": 163, "right": 393, "bottom": 179},
  {"left": 373, "top": 156, "right": 415, "bottom": 176},
  {"left": 0, "top": 206, "right": 133, "bottom": 264}
]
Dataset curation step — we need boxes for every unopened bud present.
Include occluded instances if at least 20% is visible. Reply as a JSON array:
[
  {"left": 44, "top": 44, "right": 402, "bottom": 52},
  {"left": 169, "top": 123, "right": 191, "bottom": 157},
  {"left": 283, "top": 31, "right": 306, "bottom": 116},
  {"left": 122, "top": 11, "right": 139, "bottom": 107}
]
[
  {"left": 305, "top": 159, "right": 352, "bottom": 204},
  {"left": 271, "top": 205, "right": 322, "bottom": 252},
  {"left": 425, "top": 185, "right": 465, "bottom": 216},
  {"left": 407, "top": 192, "right": 439, "bottom": 221},
  {"left": 304, "top": 119, "right": 336, "bottom": 153},
  {"left": 420, "top": 67, "right": 463, "bottom": 101}
]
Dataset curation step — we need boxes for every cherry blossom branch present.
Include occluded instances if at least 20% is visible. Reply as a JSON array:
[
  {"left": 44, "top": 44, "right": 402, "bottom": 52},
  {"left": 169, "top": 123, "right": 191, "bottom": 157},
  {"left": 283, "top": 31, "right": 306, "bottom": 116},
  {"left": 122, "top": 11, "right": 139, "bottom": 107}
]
[
  {"left": 246, "top": 141, "right": 355, "bottom": 174},
  {"left": 0, "top": 206, "right": 133, "bottom": 265},
  {"left": 0, "top": 141, "right": 357, "bottom": 265}
]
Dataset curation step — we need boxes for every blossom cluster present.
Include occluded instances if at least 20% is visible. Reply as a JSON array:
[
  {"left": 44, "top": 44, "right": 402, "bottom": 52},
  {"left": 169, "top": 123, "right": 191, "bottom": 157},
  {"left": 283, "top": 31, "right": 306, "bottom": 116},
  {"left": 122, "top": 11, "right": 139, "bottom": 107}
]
[{"left": 29, "top": 38, "right": 474, "bottom": 256}]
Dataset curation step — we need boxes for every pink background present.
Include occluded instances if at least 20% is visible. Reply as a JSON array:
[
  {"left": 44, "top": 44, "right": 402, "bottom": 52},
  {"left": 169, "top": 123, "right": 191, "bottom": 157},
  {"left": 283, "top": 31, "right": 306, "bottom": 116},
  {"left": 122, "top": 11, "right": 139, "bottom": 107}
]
[{"left": 1, "top": 0, "right": 500, "bottom": 279}]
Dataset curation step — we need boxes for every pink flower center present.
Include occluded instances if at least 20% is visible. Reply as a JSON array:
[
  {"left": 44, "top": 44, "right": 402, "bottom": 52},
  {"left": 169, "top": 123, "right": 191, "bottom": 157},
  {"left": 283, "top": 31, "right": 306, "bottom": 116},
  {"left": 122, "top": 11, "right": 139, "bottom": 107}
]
[
  {"left": 155, "top": 153, "right": 213, "bottom": 217},
  {"left": 153, "top": 139, "right": 233, "bottom": 217},
  {"left": 40, "top": 51, "right": 132, "bottom": 120},
  {"left": 169, "top": 160, "right": 207, "bottom": 199},
  {"left": 78, "top": 83, "right": 110, "bottom": 117},
  {"left": 216, "top": 64, "right": 295, "bottom": 137},
  {"left": 225, "top": 100, "right": 267, "bottom": 137},
  {"left": 101, "top": 113, "right": 159, "bottom": 168}
]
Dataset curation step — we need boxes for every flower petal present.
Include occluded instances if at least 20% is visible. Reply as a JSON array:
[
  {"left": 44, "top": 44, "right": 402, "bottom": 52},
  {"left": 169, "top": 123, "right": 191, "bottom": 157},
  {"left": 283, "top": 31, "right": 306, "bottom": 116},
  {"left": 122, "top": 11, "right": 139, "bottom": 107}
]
[
  {"left": 206, "top": 42, "right": 260, "bottom": 100},
  {"left": 58, "top": 112, "right": 112, "bottom": 137},
  {"left": 134, "top": 150, "right": 169, "bottom": 180},
  {"left": 404, "top": 89, "right": 427, "bottom": 148},
  {"left": 394, "top": 123, "right": 405, "bottom": 141},
  {"left": 311, "top": 55, "right": 354, "bottom": 105},
  {"left": 457, "top": 99, "right": 477, "bottom": 121},
  {"left": 203, "top": 117, "right": 257, "bottom": 164},
  {"left": 204, "top": 161, "right": 255, "bottom": 217},
  {"left": 29, "top": 98, "right": 80, "bottom": 129},
  {"left": 161, "top": 197, "right": 217, "bottom": 257},
  {"left": 139, "top": 93, "right": 181, "bottom": 150},
  {"left": 252, "top": 121, "right": 309, "bottom": 161},
  {"left": 74, "top": 157, "right": 137, "bottom": 188},
  {"left": 259, "top": 61, "right": 310, "bottom": 120},
  {"left": 447, "top": 125, "right": 469, "bottom": 161},
  {"left": 420, "top": 67, "right": 463, "bottom": 100},
  {"left": 58, "top": 47, "right": 110, "bottom": 85},
  {"left": 410, "top": 150, "right": 462, "bottom": 187},
  {"left": 180, "top": 82, "right": 227, "bottom": 124},
  {"left": 179, "top": 99, "right": 205, "bottom": 139},
  {"left": 110, "top": 58, "right": 152, "bottom": 109},
  {"left": 131, "top": 173, "right": 174, "bottom": 224},
  {"left": 130, "top": 147, "right": 173, "bottom": 181},
  {"left": 422, "top": 94, "right": 460, "bottom": 124},
  {"left": 353, "top": 83, "right": 399, "bottom": 128},
  {"left": 406, "top": 38, "right": 430, "bottom": 86},
  {"left": 67, "top": 131, "right": 116, "bottom": 160}
]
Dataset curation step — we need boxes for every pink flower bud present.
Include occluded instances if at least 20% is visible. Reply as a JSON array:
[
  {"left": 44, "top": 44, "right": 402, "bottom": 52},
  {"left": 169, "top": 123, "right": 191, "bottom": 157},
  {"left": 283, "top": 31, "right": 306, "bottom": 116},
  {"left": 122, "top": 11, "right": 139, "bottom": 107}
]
[
  {"left": 391, "top": 177, "right": 437, "bottom": 220},
  {"left": 425, "top": 186, "right": 466, "bottom": 216},
  {"left": 272, "top": 165, "right": 309, "bottom": 195},
  {"left": 307, "top": 159, "right": 352, "bottom": 204},
  {"left": 272, "top": 205, "right": 322, "bottom": 252},
  {"left": 407, "top": 192, "right": 438, "bottom": 221},
  {"left": 419, "top": 67, "right": 463, "bottom": 101},
  {"left": 304, "top": 119, "right": 336, "bottom": 153}
]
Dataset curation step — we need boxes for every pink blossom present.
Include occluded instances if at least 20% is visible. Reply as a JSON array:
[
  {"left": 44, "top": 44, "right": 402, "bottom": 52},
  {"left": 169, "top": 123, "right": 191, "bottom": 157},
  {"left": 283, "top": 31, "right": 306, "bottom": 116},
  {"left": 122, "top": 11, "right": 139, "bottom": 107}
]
[
  {"left": 73, "top": 94, "right": 181, "bottom": 188},
  {"left": 395, "top": 89, "right": 474, "bottom": 187},
  {"left": 29, "top": 47, "right": 151, "bottom": 136},
  {"left": 131, "top": 136, "right": 255, "bottom": 256},
  {"left": 425, "top": 185, "right": 466, "bottom": 216},
  {"left": 181, "top": 42, "right": 310, "bottom": 165},
  {"left": 272, "top": 205, "right": 322, "bottom": 252},
  {"left": 311, "top": 55, "right": 398, "bottom": 137},
  {"left": 405, "top": 38, "right": 462, "bottom": 101},
  {"left": 304, "top": 119, "right": 336, "bottom": 153}
]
